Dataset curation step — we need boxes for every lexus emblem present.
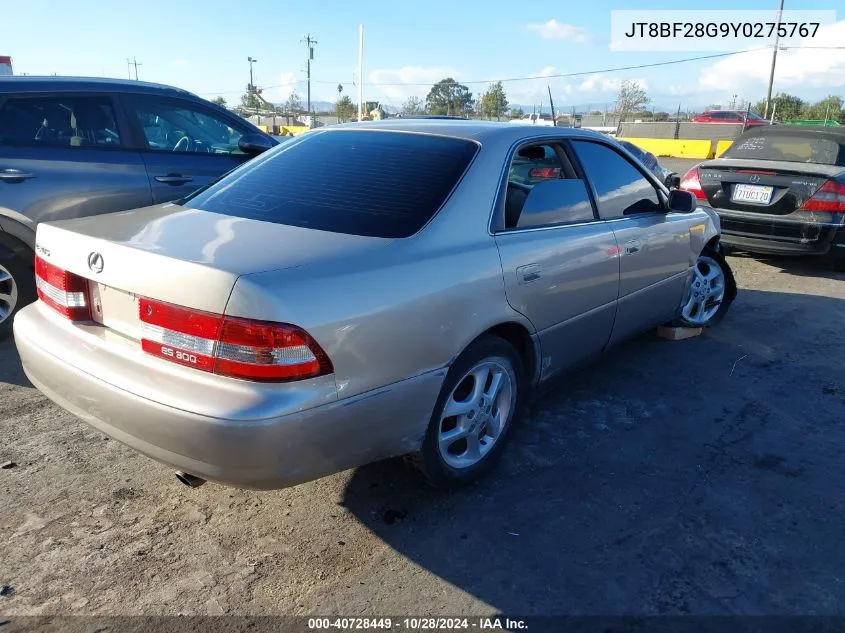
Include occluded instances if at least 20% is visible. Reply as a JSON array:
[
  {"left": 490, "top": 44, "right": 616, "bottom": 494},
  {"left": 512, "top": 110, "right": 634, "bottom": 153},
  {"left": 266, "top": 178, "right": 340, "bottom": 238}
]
[
  {"left": 87, "top": 252, "right": 104, "bottom": 274},
  {"left": 749, "top": 175, "right": 761, "bottom": 184}
]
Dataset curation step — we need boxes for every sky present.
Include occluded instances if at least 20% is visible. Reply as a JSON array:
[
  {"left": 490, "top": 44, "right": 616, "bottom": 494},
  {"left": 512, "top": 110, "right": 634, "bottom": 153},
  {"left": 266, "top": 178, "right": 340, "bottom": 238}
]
[{"left": 1, "top": 0, "right": 843, "bottom": 112}]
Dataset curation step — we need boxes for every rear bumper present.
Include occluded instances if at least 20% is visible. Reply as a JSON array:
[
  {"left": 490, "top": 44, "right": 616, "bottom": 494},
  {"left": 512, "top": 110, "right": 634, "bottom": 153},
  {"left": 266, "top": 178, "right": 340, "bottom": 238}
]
[
  {"left": 717, "top": 213, "right": 844, "bottom": 256},
  {"left": 14, "top": 303, "right": 444, "bottom": 490}
]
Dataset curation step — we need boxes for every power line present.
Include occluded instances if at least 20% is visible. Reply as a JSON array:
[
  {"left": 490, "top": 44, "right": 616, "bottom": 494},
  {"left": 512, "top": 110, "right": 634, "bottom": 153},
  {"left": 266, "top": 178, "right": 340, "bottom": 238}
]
[
  {"left": 313, "top": 48, "right": 775, "bottom": 86},
  {"left": 196, "top": 45, "right": 845, "bottom": 96}
]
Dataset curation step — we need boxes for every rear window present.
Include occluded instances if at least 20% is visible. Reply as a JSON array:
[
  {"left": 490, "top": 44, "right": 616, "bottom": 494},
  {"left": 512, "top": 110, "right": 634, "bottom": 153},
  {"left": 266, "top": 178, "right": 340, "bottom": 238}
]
[
  {"left": 184, "top": 130, "right": 479, "bottom": 238},
  {"left": 0, "top": 96, "right": 122, "bottom": 148},
  {"left": 724, "top": 133, "right": 845, "bottom": 166}
]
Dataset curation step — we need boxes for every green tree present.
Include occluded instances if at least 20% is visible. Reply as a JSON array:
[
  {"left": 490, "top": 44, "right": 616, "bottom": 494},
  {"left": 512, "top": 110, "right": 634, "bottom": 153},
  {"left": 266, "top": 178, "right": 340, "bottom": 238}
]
[
  {"left": 479, "top": 81, "right": 509, "bottom": 120},
  {"left": 240, "top": 92, "right": 263, "bottom": 111},
  {"left": 754, "top": 93, "right": 804, "bottom": 120},
  {"left": 803, "top": 95, "right": 843, "bottom": 122},
  {"left": 614, "top": 79, "right": 649, "bottom": 123},
  {"left": 509, "top": 107, "right": 525, "bottom": 119},
  {"left": 285, "top": 90, "right": 303, "bottom": 115},
  {"left": 212, "top": 96, "right": 227, "bottom": 107},
  {"left": 401, "top": 96, "right": 425, "bottom": 116},
  {"left": 425, "top": 78, "right": 474, "bottom": 116},
  {"left": 653, "top": 111, "right": 670, "bottom": 122},
  {"left": 336, "top": 95, "right": 355, "bottom": 122}
]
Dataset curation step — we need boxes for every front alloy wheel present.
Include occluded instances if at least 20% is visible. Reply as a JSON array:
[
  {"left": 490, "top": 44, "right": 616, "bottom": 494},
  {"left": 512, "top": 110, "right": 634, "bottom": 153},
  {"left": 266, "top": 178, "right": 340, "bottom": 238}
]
[{"left": 680, "top": 255, "right": 727, "bottom": 327}]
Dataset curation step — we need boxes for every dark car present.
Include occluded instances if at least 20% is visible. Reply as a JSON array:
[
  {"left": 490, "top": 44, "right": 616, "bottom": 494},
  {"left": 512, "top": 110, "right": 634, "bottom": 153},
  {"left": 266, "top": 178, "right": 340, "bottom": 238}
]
[
  {"left": 0, "top": 76, "right": 277, "bottom": 335},
  {"left": 679, "top": 126, "right": 845, "bottom": 270}
]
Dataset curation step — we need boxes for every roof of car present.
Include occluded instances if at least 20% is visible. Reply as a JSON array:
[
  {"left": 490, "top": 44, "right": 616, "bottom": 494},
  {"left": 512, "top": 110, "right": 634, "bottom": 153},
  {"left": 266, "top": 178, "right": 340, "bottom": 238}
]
[
  {"left": 734, "top": 124, "right": 845, "bottom": 142},
  {"left": 321, "top": 119, "right": 613, "bottom": 143},
  {"left": 0, "top": 76, "right": 197, "bottom": 98}
]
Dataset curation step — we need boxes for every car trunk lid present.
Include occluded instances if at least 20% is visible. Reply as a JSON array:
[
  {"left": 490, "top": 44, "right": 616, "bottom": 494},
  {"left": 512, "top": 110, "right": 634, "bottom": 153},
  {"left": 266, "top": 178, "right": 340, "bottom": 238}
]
[
  {"left": 697, "top": 158, "right": 845, "bottom": 215},
  {"left": 35, "top": 203, "right": 392, "bottom": 341}
]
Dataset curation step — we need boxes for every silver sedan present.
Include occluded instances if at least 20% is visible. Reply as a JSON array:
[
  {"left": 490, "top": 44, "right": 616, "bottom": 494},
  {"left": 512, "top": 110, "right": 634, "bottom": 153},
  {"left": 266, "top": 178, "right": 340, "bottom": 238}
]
[{"left": 14, "top": 121, "right": 736, "bottom": 490}]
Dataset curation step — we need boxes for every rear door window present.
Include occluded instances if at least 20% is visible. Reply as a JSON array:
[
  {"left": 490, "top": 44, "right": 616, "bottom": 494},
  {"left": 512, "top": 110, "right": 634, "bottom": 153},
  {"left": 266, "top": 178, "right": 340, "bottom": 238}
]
[
  {"left": 184, "top": 130, "right": 479, "bottom": 238},
  {"left": 0, "top": 96, "right": 122, "bottom": 148},
  {"left": 570, "top": 140, "right": 663, "bottom": 219},
  {"left": 724, "top": 133, "right": 844, "bottom": 165}
]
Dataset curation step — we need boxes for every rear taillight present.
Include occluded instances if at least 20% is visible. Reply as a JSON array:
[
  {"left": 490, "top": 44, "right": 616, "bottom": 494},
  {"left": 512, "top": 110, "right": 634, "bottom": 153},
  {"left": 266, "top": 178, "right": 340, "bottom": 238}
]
[
  {"left": 800, "top": 180, "right": 845, "bottom": 213},
  {"left": 139, "top": 298, "right": 333, "bottom": 382},
  {"left": 679, "top": 167, "right": 706, "bottom": 200},
  {"left": 34, "top": 255, "right": 91, "bottom": 321}
]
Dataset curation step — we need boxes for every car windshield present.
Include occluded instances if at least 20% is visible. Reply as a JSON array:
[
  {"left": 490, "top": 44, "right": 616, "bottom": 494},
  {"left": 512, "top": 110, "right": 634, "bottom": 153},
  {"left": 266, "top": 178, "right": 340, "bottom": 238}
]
[
  {"left": 746, "top": 112, "right": 764, "bottom": 120},
  {"left": 184, "top": 130, "right": 479, "bottom": 238},
  {"left": 724, "top": 133, "right": 845, "bottom": 165}
]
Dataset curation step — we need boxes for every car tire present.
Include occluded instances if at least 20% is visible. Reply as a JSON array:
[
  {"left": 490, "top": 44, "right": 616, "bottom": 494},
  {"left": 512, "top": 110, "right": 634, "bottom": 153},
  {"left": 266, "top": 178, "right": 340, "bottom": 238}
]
[
  {"left": 414, "top": 336, "right": 527, "bottom": 490},
  {"left": 0, "top": 248, "right": 36, "bottom": 340},
  {"left": 677, "top": 247, "right": 736, "bottom": 328}
]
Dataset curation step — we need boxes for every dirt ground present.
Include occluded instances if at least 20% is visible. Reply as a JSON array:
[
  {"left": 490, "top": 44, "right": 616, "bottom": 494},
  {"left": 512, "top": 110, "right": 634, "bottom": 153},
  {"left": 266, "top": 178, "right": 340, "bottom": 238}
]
[{"left": 1, "top": 254, "right": 844, "bottom": 619}]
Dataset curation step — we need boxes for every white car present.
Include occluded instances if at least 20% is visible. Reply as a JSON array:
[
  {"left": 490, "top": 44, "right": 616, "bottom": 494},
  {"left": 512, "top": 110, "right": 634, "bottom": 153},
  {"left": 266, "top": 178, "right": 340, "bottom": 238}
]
[{"left": 509, "top": 113, "right": 555, "bottom": 126}]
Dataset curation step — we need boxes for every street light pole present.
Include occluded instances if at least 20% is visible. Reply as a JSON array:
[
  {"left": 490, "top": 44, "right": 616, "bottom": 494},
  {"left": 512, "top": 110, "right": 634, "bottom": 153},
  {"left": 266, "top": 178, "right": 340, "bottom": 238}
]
[{"left": 764, "top": 0, "right": 785, "bottom": 119}]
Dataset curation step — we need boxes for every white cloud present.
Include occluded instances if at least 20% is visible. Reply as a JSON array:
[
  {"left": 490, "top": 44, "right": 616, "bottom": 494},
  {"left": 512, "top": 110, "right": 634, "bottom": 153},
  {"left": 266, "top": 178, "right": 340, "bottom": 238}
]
[
  {"left": 698, "top": 19, "right": 845, "bottom": 96},
  {"left": 526, "top": 19, "right": 590, "bottom": 42},
  {"left": 368, "top": 66, "right": 460, "bottom": 106},
  {"left": 575, "top": 73, "right": 639, "bottom": 94},
  {"left": 273, "top": 71, "right": 300, "bottom": 102},
  {"left": 501, "top": 66, "right": 562, "bottom": 106}
]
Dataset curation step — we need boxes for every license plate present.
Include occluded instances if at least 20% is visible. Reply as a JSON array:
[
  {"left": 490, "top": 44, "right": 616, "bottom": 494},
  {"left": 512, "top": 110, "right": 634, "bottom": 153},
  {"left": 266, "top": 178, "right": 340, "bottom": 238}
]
[
  {"left": 732, "top": 184, "right": 774, "bottom": 205},
  {"left": 89, "top": 283, "right": 140, "bottom": 339}
]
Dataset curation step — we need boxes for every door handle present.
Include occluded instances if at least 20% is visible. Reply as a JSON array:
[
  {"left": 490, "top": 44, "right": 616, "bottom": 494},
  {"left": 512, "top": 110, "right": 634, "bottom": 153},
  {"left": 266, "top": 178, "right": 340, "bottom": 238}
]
[
  {"left": 625, "top": 240, "right": 642, "bottom": 255},
  {"left": 154, "top": 174, "right": 193, "bottom": 185},
  {"left": 0, "top": 169, "right": 36, "bottom": 183},
  {"left": 516, "top": 263, "right": 541, "bottom": 283}
]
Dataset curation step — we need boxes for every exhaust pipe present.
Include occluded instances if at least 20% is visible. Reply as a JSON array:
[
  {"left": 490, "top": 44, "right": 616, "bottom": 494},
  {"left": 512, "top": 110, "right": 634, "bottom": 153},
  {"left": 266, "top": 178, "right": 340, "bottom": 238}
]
[{"left": 175, "top": 471, "right": 206, "bottom": 488}]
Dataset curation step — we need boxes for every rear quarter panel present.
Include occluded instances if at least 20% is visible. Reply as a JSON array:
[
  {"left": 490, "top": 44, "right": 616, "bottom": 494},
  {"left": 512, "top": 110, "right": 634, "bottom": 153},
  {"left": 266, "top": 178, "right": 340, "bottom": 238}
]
[{"left": 226, "top": 236, "right": 532, "bottom": 400}]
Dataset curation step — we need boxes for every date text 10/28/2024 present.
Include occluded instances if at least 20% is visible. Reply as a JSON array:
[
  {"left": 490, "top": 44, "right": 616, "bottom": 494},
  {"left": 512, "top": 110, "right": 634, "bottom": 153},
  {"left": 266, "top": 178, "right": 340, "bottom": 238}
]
[{"left": 307, "top": 617, "right": 529, "bottom": 630}]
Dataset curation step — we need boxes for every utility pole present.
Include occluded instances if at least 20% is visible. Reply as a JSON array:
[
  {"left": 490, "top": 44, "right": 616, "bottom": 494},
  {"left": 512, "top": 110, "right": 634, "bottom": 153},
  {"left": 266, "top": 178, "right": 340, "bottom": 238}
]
[
  {"left": 764, "top": 0, "right": 785, "bottom": 119},
  {"left": 302, "top": 34, "right": 317, "bottom": 117},
  {"left": 358, "top": 25, "right": 364, "bottom": 121},
  {"left": 247, "top": 57, "right": 258, "bottom": 111},
  {"left": 247, "top": 57, "right": 257, "bottom": 92},
  {"left": 126, "top": 57, "right": 141, "bottom": 80}
]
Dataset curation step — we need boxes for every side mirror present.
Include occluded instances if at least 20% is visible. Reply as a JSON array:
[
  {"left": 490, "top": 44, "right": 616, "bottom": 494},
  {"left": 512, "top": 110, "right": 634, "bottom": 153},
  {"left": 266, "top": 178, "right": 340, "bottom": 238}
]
[
  {"left": 667, "top": 189, "right": 696, "bottom": 214},
  {"left": 664, "top": 173, "right": 681, "bottom": 189},
  {"left": 238, "top": 133, "right": 275, "bottom": 156}
]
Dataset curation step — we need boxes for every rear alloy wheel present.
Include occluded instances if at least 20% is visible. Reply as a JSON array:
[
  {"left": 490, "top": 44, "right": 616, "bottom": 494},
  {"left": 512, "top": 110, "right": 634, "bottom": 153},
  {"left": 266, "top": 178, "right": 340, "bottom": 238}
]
[
  {"left": 679, "top": 253, "right": 728, "bottom": 327},
  {"left": 415, "top": 336, "right": 526, "bottom": 489},
  {"left": 0, "top": 251, "right": 36, "bottom": 340}
]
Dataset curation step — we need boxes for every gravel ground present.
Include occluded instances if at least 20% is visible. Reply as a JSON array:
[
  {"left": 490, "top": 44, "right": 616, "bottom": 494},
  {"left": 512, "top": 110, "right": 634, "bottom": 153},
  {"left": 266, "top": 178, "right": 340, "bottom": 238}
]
[{"left": 1, "top": 254, "right": 844, "bottom": 618}]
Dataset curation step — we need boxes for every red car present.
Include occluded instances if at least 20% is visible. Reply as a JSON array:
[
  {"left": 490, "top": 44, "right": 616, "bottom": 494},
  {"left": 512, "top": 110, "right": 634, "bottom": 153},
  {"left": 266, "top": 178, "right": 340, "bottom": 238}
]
[{"left": 692, "top": 110, "right": 769, "bottom": 126}]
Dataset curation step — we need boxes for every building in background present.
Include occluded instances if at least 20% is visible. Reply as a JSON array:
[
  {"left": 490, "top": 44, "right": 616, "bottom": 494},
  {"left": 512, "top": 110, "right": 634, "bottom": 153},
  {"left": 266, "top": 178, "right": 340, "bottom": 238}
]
[{"left": 0, "top": 57, "right": 13, "bottom": 76}]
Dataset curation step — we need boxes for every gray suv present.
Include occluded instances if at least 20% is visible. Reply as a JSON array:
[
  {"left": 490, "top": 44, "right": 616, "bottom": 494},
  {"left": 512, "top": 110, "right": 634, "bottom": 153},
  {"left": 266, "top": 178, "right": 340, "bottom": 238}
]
[{"left": 0, "top": 76, "right": 277, "bottom": 336}]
